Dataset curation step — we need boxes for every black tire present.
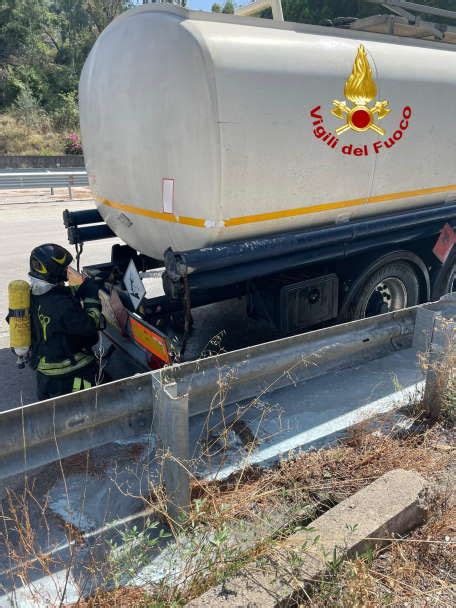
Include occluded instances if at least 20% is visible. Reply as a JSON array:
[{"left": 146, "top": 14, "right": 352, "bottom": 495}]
[
  {"left": 431, "top": 247, "right": 456, "bottom": 300},
  {"left": 346, "top": 261, "right": 420, "bottom": 321}
]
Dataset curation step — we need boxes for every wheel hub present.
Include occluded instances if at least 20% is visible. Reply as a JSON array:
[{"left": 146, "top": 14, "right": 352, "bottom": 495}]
[{"left": 363, "top": 277, "right": 408, "bottom": 317}]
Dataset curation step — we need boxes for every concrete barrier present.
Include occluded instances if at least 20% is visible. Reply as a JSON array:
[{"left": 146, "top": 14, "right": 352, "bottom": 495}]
[{"left": 187, "top": 469, "right": 429, "bottom": 607}]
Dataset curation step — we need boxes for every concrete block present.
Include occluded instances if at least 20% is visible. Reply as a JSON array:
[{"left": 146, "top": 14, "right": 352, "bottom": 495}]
[{"left": 186, "top": 469, "right": 428, "bottom": 608}]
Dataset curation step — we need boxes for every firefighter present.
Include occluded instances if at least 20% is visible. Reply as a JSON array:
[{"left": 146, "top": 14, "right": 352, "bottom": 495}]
[{"left": 28, "top": 243, "right": 102, "bottom": 400}]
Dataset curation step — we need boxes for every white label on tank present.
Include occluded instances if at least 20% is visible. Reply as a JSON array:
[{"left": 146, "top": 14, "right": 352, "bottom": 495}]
[{"left": 162, "top": 178, "right": 174, "bottom": 214}]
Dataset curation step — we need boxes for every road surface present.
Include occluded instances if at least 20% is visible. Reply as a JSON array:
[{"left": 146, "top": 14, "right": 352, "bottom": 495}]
[
  {"left": 0, "top": 189, "right": 277, "bottom": 410},
  {"left": 0, "top": 190, "right": 119, "bottom": 410}
]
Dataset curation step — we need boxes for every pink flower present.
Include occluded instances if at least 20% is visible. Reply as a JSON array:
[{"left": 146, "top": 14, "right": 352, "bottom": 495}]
[{"left": 64, "top": 133, "right": 83, "bottom": 155}]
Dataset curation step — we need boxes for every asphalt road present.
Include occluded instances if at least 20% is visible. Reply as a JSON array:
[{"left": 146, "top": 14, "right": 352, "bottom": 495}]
[
  {"left": 0, "top": 190, "right": 277, "bottom": 410},
  {"left": 0, "top": 190, "right": 119, "bottom": 410}
]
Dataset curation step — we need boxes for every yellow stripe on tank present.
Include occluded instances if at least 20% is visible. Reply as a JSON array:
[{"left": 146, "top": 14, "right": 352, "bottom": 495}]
[
  {"left": 225, "top": 184, "right": 456, "bottom": 227},
  {"left": 98, "top": 197, "right": 206, "bottom": 228},
  {"left": 98, "top": 183, "right": 456, "bottom": 229}
]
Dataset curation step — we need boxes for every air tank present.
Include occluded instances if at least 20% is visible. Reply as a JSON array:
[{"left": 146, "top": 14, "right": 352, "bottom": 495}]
[{"left": 79, "top": 5, "right": 456, "bottom": 260}]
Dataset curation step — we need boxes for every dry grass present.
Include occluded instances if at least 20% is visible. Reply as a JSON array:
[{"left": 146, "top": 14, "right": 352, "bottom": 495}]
[
  {"left": 71, "top": 588, "right": 157, "bottom": 608},
  {"left": 68, "top": 423, "right": 454, "bottom": 608},
  {"left": 420, "top": 318, "right": 456, "bottom": 424},
  {"left": 188, "top": 425, "right": 452, "bottom": 529},
  {"left": 310, "top": 498, "right": 455, "bottom": 607},
  {"left": 0, "top": 113, "right": 65, "bottom": 155},
  {"left": 443, "top": 370, "right": 456, "bottom": 427}
]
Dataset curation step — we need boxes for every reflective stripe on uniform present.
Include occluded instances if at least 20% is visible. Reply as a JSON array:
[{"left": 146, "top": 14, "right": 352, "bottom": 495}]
[
  {"left": 72, "top": 377, "right": 92, "bottom": 392},
  {"left": 37, "top": 352, "right": 94, "bottom": 376},
  {"left": 85, "top": 305, "right": 101, "bottom": 328},
  {"left": 38, "top": 351, "right": 91, "bottom": 370},
  {"left": 86, "top": 308, "right": 101, "bottom": 320}
]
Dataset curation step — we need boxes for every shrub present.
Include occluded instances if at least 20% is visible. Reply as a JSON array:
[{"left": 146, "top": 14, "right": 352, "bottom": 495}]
[
  {"left": 13, "top": 86, "right": 50, "bottom": 131},
  {"left": 51, "top": 91, "right": 80, "bottom": 132},
  {"left": 64, "top": 132, "right": 83, "bottom": 155}
]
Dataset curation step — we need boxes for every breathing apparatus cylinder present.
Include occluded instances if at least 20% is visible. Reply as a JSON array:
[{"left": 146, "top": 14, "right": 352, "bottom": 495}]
[{"left": 8, "top": 280, "right": 31, "bottom": 368}]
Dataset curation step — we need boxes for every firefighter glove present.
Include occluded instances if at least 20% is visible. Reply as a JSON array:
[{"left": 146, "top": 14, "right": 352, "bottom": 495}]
[{"left": 76, "top": 278, "right": 101, "bottom": 301}]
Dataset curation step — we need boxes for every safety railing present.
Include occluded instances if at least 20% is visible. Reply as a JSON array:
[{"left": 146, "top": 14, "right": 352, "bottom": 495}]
[
  {"left": 0, "top": 294, "right": 454, "bottom": 518},
  {"left": 0, "top": 170, "right": 88, "bottom": 199}
]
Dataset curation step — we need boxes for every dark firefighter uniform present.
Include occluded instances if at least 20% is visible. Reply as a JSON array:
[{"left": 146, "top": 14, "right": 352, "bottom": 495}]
[{"left": 28, "top": 243, "right": 102, "bottom": 401}]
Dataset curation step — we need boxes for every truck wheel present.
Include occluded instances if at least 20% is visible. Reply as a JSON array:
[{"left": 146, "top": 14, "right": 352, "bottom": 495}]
[
  {"left": 347, "top": 262, "right": 420, "bottom": 320},
  {"left": 446, "top": 261, "right": 456, "bottom": 294},
  {"left": 431, "top": 247, "right": 456, "bottom": 300}
]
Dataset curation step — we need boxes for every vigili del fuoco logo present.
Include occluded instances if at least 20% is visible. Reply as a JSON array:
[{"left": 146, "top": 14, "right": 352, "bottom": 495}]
[{"left": 309, "top": 44, "right": 412, "bottom": 157}]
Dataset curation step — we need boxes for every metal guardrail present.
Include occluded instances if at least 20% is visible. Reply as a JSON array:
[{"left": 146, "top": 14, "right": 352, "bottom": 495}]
[
  {"left": 0, "top": 155, "right": 85, "bottom": 169},
  {"left": 0, "top": 294, "right": 454, "bottom": 516},
  {"left": 0, "top": 168, "right": 84, "bottom": 173},
  {"left": 0, "top": 170, "right": 88, "bottom": 199}
]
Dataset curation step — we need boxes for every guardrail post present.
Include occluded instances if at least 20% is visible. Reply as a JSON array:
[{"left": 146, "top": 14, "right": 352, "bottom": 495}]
[
  {"left": 68, "top": 174, "right": 74, "bottom": 199},
  {"left": 421, "top": 315, "right": 455, "bottom": 421},
  {"left": 412, "top": 308, "right": 440, "bottom": 353},
  {"left": 152, "top": 377, "right": 190, "bottom": 521}
]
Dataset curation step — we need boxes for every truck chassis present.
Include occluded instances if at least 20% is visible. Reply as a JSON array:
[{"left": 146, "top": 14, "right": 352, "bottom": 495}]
[{"left": 64, "top": 201, "right": 456, "bottom": 375}]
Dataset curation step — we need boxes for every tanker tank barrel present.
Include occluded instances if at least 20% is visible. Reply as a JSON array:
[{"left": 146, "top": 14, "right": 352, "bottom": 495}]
[{"left": 80, "top": 7, "right": 456, "bottom": 259}]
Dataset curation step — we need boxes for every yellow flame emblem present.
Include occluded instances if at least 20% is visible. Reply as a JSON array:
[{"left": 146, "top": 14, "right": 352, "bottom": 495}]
[{"left": 332, "top": 45, "right": 391, "bottom": 136}]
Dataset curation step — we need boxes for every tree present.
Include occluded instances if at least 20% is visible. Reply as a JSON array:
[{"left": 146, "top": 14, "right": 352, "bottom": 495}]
[
  {"left": 0, "top": 0, "right": 132, "bottom": 111},
  {"left": 1, "top": 0, "right": 455, "bottom": 123},
  {"left": 84, "top": 0, "right": 130, "bottom": 35},
  {"left": 0, "top": 1, "right": 58, "bottom": 107},
  {"left": 222, "top": 1, "right": 234, "bottom": 14},
  {"left": 279, "top": 1, "right": 456, "bottom": 27}
]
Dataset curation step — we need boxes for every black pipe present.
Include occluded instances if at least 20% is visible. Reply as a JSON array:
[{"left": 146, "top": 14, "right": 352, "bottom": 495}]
[
  {"left": 165, "top": 202, "right": 456, "bottom": 277},
  {"left": 173, "top": 221, "right": 450, "bottom": 293},
  {"left": 68, "top": 224, "right": 115, "bottom": 245},
  {"left": 344, "top": 221, "right": 446, "bottom": 256},
  {"left": 177, "top": 245, "right": 346, "bottom": 292},
  {"left": 63, "top": 208, "right": 103, "bottom": 228}
]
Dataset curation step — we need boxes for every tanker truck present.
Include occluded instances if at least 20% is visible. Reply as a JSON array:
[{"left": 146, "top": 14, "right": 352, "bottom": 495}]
[{"left": 64, "top": 4, "right": 456, "bottom": 374}]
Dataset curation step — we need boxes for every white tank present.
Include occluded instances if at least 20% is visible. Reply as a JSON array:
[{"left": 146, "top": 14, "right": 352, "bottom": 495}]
[{"left": 79, "top": 5, "right": 456, "bottom": 260}]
